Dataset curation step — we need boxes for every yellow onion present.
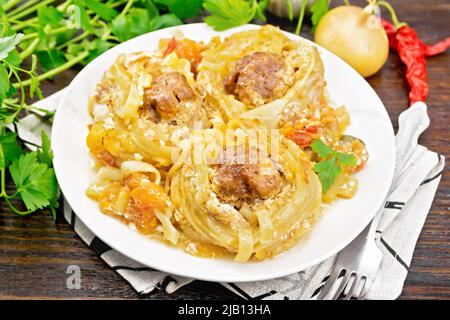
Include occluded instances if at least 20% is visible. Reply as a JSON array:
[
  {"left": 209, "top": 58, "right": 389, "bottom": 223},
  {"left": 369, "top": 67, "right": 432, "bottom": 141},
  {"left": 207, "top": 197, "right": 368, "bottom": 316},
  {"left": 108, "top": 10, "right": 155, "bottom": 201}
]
[{"left": 314, "top": 5, "right": 389, "bottom": 78}]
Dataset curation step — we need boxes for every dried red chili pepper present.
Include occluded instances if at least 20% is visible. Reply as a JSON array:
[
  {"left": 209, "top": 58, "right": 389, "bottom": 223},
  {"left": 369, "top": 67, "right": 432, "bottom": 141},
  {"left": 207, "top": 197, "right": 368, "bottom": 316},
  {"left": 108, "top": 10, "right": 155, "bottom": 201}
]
[
  {"left": 383, "top": 19, "right": 450, "bottom": 56},
  {"left": 382, "top": 19, "right": 398, "bottom": 49},
  {"left": 396, "top": 26, "right": 428, "bottom": 104},
  {"left": 382, "top": 19, "right": 450, "bottom": 104},
  {"left": 425, "top": 37, "right": 450, "bottom": 57}
]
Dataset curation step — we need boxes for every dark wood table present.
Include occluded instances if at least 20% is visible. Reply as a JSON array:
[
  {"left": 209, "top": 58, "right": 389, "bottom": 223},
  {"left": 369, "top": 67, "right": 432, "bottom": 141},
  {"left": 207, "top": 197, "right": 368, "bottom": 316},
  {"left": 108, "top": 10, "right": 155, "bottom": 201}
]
[{"left": 1, "top": 0, "right": 448, "bottom": 300}]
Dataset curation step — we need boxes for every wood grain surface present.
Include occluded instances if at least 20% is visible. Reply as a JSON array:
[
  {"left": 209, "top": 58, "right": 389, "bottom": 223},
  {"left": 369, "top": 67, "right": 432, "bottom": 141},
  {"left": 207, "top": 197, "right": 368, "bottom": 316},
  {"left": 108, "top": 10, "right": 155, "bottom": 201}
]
[{"left": 0, "top": 0, "right": 449, "bottom": 300}]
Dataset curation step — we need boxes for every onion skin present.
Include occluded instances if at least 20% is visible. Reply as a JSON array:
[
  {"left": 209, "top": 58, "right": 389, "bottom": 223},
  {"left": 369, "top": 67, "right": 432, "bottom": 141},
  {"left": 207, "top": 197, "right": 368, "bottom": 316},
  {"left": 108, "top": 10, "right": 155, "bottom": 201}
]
[{"left": 314, "top": 5, "right": 389, "bottom": 78}]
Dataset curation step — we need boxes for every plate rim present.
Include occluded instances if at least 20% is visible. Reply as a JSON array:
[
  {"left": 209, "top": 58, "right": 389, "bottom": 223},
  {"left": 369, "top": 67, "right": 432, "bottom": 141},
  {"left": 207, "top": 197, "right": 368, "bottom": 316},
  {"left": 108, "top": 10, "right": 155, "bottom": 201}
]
[{"left": 52, "top": 23, "right": 396, "bottom": 283}]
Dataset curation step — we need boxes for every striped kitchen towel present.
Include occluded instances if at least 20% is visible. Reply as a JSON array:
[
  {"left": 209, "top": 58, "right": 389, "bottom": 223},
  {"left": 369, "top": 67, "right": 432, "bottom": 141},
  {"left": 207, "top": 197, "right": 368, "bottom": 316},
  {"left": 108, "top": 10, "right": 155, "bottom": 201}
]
[{"left": 18, "top": 91, "right": 444, "bottom": 300}]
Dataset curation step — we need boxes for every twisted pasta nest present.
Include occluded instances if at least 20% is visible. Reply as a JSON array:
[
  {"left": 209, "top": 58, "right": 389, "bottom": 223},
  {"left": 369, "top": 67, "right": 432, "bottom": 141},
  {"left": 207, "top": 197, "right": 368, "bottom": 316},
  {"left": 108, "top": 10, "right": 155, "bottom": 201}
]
[
  {"left": 197, "top": 25, "right": 327, "bottom": 128},
  {"left": 169, "top": 129, "right": 321, "bottom": 261},
  {"left": 85, "top": 25, "right": 367, "bottom": 262}
]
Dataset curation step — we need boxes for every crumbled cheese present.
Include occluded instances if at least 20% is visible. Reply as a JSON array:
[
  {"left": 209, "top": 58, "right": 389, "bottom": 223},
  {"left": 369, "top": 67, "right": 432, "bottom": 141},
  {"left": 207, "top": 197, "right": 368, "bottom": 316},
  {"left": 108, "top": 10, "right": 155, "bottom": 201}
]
[
  {"left": 186, "top": 242, "right": 198, "bottom": 254},
  {"left": 138, "top": 73, "right": 152, "bottom": 88},
  {"left": 103, "top": 116, "right": 115, "bottom": 129},
  {"left": 92, "top": 103, "right": 111, "bottom": 122}
]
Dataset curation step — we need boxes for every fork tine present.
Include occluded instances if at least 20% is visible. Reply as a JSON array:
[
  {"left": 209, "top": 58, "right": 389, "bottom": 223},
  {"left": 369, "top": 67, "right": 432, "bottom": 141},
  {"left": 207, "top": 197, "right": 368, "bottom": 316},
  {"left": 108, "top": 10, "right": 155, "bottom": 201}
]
[
  {"left": 357, "top": 278, "right": 369, "bottom": 300},
  {"left": 342, "top": 275, "right": 361, "bottom": 300},
  {"left": 331, "top": 271, "right": 353, "bottom": 300},
  {"left": 317, "top": 268, "right": 343, "bottom": 300}
]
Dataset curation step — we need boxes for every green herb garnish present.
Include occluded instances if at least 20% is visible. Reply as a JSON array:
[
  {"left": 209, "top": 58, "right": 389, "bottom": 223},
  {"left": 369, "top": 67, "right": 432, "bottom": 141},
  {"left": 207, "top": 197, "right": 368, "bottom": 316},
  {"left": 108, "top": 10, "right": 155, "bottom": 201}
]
[
  {"left": 0, "top": 130, "right": 58, "bottom": 218},
  {"left": 0, "top": 0, "right": 190, "bottom": 218},
  {"left": 311, "top": 139, "right": 357, "bottom": 194},
  {"left": 156, "top": 0, "right": 203, "bottom": 19},
  {"left": 203, "top": 0, "right": 265, "bottom": 31}
]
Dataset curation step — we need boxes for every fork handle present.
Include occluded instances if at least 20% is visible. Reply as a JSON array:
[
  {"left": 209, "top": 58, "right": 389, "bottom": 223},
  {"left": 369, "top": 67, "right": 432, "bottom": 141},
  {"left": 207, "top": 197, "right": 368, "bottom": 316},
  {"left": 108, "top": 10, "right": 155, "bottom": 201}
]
[{"left": 367, "top": 207, "right": 383, "bottom": 240}]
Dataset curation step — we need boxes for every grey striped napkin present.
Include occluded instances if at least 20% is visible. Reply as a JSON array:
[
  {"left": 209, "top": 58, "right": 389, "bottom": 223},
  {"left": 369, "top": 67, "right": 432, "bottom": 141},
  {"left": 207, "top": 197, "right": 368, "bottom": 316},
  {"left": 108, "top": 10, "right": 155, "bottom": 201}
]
[{"left": 17, "top": 90, "right": 444, "bottom": 300}]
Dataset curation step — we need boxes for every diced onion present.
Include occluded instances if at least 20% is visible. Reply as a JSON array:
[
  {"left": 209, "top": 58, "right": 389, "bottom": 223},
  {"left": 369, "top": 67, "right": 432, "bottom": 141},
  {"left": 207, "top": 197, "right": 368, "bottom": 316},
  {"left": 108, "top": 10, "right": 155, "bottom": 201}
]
[{"left": 95, "top": 167, "right": 122, "bottom": 182}]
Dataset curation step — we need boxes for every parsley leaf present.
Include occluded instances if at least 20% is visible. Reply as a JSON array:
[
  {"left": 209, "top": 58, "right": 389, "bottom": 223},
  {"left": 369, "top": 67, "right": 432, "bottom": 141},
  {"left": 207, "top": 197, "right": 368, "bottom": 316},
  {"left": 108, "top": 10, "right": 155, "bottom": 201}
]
[
  {"left": 37, "top": 5, "right": 64, "bottom": 28},
  {"left": 111, "top": 9, "right": 182, "bottom": 42},
  {"left": 136, "top": 0, "right": 159, "bottom": 18},
  {"left": 310, "top": 139, "right": 334, "bottom": 158},
  {"left": 313, "top": 156, "right": 341, "bottom": 194},
  {"left": 203, "top": 0, "right": 258, "bottom": 31},
  {"left": 85, "top": 39, "right": 114, "bottom": 62},
  {"left": 336, "top": 153, "right": 357, "bottom": 167},
  {"left": 112, "top": 8, "right": 151, "bottom": 41},
  {"left": 0, "top": 34, "right": 23, "bottom": 60},
  {"left": 0, "top": 130, "right": 23, "bottom": 168},
  {"left": 110, "top": 15, "right": 129, "bottom": 41},
  {"left": 149, "top": 14, "right": 182, "bottom": 30},
  {"left": 157, "top": 0, "right": 203, "bottom": 19},
  {"left": 310, "top": 0, "right": 329, "bottom": 33},
  {"left": 9, "top": 152, "right": 58, "bottom": 211},
  {"left": 36, "top": 50, "right": 66, "bottom": 72},
  {"left": 311, "top": 139, "right": 357, "bottom": 194},
  {"left": 5, "top": 49, "right": 21, "bottom": 66},
  {"left": 82, "top": 0, "right": 119, "bottom": 22}
]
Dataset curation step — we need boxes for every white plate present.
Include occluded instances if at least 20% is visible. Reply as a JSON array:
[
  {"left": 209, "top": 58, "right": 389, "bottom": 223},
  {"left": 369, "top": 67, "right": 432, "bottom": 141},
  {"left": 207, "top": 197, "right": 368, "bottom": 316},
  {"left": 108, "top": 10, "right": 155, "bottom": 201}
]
[{"left": 52, "top": 23, "right": 395, "bottom": 282}]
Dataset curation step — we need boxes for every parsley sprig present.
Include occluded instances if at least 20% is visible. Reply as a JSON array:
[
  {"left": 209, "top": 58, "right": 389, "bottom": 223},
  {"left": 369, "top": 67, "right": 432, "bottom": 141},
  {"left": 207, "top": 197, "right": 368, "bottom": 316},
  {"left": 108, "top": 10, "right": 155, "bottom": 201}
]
[
  {"left": 0, "top": 0, "right": 204, "bottom": 218},
  {"left": 0, "top": 1, "right": 196, "bottom": 125},
  {"left": 0, "top": 0, "right": 336, "bottom": 219},
  {"left": 203, "top": 0, "right": 268, "bottom": 31},
  {"left": 202, "top": 0, "right": 330, "bottom": 35},
  {"left": 311, "top": 139, "right": 357, "bottom": 194},
  {"left": 0, "top": 130, "right": 58, "bottom": 217}
]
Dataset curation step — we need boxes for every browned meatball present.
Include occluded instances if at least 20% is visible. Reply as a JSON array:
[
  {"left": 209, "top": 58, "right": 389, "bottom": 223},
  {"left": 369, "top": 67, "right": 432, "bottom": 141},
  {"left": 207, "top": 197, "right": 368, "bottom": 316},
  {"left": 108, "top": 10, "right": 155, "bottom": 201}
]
[
  {"left": 224, "top": 52, "right": 291, "bottom": 107},
  {"left": 213, "top": 164, "right": 251, "bottom": 200},
  {"left": 144, "top": 72, "right": 195, "bottom": 120},
  {"left": 213, "top": 148, "right": 282, "bottom": 201},
  {"left": 241, "top": 160, "right": 282, "bottom": 199}
]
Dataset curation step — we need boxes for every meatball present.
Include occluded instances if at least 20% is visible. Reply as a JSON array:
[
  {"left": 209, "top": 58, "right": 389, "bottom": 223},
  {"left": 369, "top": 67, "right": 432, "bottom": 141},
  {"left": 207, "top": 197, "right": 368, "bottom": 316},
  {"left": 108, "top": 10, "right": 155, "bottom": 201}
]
[
  {"left": 144, "top": 72, "right": 195, "bottom": 120},
  {"left": 213, "top": 147, "right": 282, "bottom": 201},
  {"left": 213, "top": 164, "right": 250, "bottom": 200},
  {"left": 224, "top": 52, "right": 292, "bottom": 107},
  {"left": 241, "top": 158, "right": 282, "bottom": 199}
]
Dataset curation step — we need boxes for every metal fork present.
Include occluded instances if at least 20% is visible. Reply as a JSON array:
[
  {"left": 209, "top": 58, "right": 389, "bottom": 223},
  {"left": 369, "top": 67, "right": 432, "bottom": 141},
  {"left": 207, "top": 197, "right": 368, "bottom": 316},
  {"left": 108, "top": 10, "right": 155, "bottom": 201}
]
[
  {"left": 316, "top": 103, "right": 431, "bottom": 300},
  {"left": 317, "top": 210, "right": 383, "bottom": 300}
]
